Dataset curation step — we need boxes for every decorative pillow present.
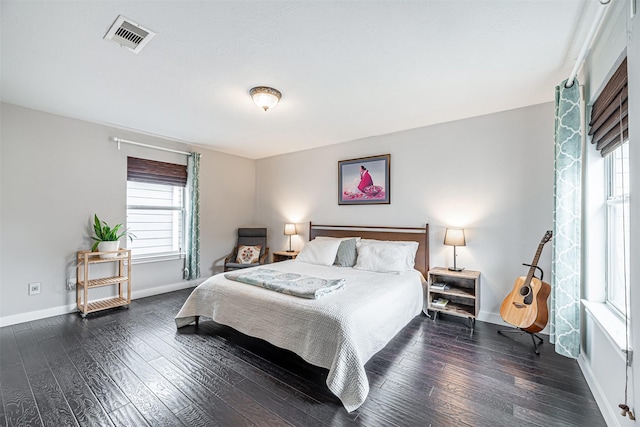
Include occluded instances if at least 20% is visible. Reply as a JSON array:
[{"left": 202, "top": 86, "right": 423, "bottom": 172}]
[
  {"left": 295, "top": 238, "right": 342, "bottom": 266},
  {"left": 334, "top": 238, "right": 358, "bottom": 267},
  {"left": 354, "top": 240, "right": 419, "bottom": 273},
  {"left": 236, "top": 245, "right": 262, "bottom": 264}
]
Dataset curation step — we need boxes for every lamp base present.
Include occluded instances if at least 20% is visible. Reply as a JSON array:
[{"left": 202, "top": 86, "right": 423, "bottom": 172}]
[
  {"left": 285, "top": 250, "right": 295, "bottom": 253},
  {"left": 448, "top": 267, "right": 464, "bottom": 272}
]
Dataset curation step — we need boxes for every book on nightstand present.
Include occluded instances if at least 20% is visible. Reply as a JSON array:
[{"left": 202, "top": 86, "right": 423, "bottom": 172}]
[
  {"left": 430, "top": 282, "right": 451, "bottom": 291},
  {"left": 431, "top": 298, "right": 449, "bottom": 308}
]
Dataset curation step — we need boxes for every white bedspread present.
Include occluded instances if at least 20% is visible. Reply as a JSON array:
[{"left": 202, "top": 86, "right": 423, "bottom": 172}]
[{"left": 175, "top": 260, "right": 424, "bottom": 412}]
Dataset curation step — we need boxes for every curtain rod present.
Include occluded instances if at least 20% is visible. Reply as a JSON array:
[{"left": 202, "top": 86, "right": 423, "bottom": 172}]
[
  {"left": 111, "top": 137, "right": 192, "bottom": 156},
  {"left": 566, "top": 0, "right": 611, "bottom": 88}
]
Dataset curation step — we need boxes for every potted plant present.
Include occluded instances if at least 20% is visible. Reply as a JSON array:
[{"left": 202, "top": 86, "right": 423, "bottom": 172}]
[{"left": 91, "top": 214, "right": 135, "bottom": 258}]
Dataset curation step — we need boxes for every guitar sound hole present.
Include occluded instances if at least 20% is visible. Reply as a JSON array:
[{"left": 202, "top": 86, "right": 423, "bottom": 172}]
[
  {"left": 519, "top": 287, "right": 530, "bottom": 297},
  {"left": 524, "top": 292, "right": 533, "bottom": 305}
]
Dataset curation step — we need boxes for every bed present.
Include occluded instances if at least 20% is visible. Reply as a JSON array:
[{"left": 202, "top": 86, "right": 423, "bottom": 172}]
[{"left": 175, "top": 222, "right": 430, "bottom": 412}]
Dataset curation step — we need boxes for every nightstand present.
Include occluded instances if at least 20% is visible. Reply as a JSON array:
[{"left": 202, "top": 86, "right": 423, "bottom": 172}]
[
  {"left": 427, "top": 267, "right": 480, "bottom": 329},
  {"left": 272, "top": 251, "right": 299, "bottom": 263}
]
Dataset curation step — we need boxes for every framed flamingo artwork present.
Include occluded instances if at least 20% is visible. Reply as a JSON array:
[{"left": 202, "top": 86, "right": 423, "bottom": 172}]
[{"left": 338, "top": 154, "right": 390, "bottom": 205}]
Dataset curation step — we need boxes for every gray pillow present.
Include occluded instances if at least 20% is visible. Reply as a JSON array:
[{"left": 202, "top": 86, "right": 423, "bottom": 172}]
[{"left": 334, "top": 238, "right": 358, "bottom": 267}]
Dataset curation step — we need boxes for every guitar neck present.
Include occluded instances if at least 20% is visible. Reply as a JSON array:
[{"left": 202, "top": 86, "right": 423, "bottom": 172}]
[{"left": 525, "top": 243, "right": 545, "bottom": 283}]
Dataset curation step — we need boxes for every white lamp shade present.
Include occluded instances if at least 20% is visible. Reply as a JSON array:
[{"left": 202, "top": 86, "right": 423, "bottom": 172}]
[
  {"left": 444, "top": 228, "right": 466, "bottom": 246},
  {"left": 250, "top": 87, "right": 282, "bottom": 111},
  {"left": 284, "top": 223, "right": 297, "bottom": 236}
]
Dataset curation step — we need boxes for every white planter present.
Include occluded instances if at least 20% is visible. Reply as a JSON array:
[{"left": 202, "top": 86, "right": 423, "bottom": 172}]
[{"left": 97, "top": 241, "right": 120, "bottom": 258}]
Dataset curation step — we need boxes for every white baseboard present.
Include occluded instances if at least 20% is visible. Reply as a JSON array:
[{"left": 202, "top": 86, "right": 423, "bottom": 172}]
[
  {"left": 0, "top": 303, "right": 78, "bottom": 328},
  {"left": 130, "top": 278, "right": 204, "bottom": 300},
  {"left": 478, "top": 310, "right": 507, "bottom": 326},
  {"left": 578, "top": 353, "right": 619, "bottom": 427},
  {"left": 0, "top": 278, "right": 204, "bottom": 327}
]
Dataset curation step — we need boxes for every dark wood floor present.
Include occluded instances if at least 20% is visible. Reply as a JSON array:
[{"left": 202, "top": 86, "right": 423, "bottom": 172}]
[{"left": 0, "top": 288, "right": 605, "bottom": 427}]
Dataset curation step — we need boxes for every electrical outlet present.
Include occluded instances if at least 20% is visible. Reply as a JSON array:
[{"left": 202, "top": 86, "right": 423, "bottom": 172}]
[
  {"left": 28, "top": 282, "right": 41, "bottom": 296},
  {"left": 66, "top": 278, "right": 76, "bottom": 290}
]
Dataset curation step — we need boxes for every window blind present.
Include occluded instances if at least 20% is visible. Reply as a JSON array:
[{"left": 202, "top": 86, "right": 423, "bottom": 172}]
[
  {"left": 127, "top": 157, "right": 187, "bottom": 187},
  {"left": 588, "top": 57, "right": 628, "bottom": 157}
]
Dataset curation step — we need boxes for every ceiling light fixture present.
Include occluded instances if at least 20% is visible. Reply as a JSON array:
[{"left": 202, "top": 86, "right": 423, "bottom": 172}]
[{"left": 250, "top": 86, "right": 282, "bottom": 112}]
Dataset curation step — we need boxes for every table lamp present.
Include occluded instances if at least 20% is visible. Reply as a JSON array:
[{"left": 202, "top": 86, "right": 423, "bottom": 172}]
[
  {"left": 284, "top": 223, "right": 297, "bottom": 252},
  {"left": 444, "top": 228, "right": 466, "bottom": 271}
]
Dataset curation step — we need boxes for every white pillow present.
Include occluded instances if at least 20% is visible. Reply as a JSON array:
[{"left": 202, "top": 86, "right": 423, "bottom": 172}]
[
  {"left": 354, "top": 240, "right": 419, "bottom": 273},
  {"left": 315, "top": 236, "right": 362, "bottom": 242},
  {"left": 295, "top": 238, "right": 342, "bottom": 266}
]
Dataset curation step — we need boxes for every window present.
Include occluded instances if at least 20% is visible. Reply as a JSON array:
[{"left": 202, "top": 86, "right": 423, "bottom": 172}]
[
  {"left": 127, "top": 181, "right": 184, "bottom": 258},
  {"left": 126, "top": 157, "right": 188, "bottom": 260},
  {"left": 605, "top": 141, "right": 629, "bottom": 314}
]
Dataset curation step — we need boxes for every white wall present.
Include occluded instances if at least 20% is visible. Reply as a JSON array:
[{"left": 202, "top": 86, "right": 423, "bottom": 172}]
[
  {"left": 0, "top": 103, "right": 257, "bottom": 325},
  {"left": 580, "top": 1, "right": 639, "bottom": 425},
  {"left": 256, "top": 102, "right": 555, "bottom": 324}
]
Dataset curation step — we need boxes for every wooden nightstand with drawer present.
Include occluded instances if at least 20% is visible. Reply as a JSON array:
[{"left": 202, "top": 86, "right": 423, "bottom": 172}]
[{"left": 272, "top": 251, "right": 299, "bottom": 263}]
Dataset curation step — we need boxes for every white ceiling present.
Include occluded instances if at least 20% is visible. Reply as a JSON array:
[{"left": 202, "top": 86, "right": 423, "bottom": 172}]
[{"left": 1, "top": 1, "right": 599, "bottom": 159}]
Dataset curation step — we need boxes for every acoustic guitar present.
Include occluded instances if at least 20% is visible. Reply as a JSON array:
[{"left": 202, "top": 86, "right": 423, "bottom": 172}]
[{"left": 500, "top": 231, "right": 553, "bottom": 333}]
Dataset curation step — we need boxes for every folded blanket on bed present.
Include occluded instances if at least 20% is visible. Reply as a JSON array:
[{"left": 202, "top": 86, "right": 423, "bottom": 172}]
[{"left": 224, "top": 268, "right": 345, "bottom": 299}]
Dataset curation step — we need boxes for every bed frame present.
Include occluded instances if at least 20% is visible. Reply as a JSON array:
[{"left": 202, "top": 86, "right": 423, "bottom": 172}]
[{"left": 309, "top": 222, "right": 430, "bottom": 275}]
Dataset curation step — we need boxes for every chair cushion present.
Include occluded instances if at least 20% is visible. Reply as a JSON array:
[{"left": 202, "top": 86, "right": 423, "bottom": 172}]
[{"left": 236, "top": 245, "right": 262, "bottom": 264}]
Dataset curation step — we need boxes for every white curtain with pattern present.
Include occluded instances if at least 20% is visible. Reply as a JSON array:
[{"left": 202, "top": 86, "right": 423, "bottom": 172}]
[{"left": 550, "top": 79, "right": 582, "bottom": 359}]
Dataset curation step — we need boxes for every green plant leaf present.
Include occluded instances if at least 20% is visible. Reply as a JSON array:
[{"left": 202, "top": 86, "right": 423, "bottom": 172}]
[{"left": 91, "top": 214, "right": 134, "bottom": 247}]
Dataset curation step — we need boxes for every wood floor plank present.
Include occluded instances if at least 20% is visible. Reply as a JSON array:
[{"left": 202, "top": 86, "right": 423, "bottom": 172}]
[
  {"left": 159, "top": 327, "right": 355, "bottom": 426},
  {"left": 0, "top": 379, "right": 6, "bottom": 427},
  {"left": 174, "top": 404, "right": 220, "bottom": 427},
  {"left": 351, "top": 408, "right": 404, "bottom": 427},
  {"left": 133, "top": 325, "right": 247, "bottom": 385},
  {"left": 26, "top": 369, "right": 79, "bottom": 427},
  {"left": 65, "top": 346, "right": 130, "bottom": 413},
  {"left": 107, "top": 365, "right": 185, "bottom": 427},
  {"left": 13, "top": 330, "right": 48, "bottom": 373},
  {"left": 150, "top": 355, "right": 292, "bottom": 427},
  {"left": 12, "top": 326, "right": 78, "bottom": 427},
  {"left": 161, "top": 330, "right": 295, "bottom": 400},
  {"left": 109, "top": 347, "right": 191, "bottom": 415},
  {"left": 232, "top": 376, "right": 326, "bottom": 427},
  {"left": 146, "top": 357, "right": 254, "bottom": 426},
  {"left": 95, "top": 322, "right": 162, "bottom": 362},
  {"left": 185, "top": 325, "right": 342, "bottom": 405},
  {"left": 39, "top": 337, "right": 114, "bottom": 427},
  {"left": 107, "top": 403, "right": 150, "bottom": 427},
  {"left": 0, "top": 288, "right": 606, "bottom": 427},
  {"left": 0, "top": 327, "right": 22, "bottom": 369},
  {"left": 76, "top": 334, "right": 119, "bottom": 373},
  {"left": 0, "top": 363, "right": 42, "bottom": 427}
]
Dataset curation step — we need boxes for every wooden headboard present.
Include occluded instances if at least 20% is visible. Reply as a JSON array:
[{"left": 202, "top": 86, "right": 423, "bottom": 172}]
[{"left": 309, "top": 222, "right": 430, "bottom": 275}]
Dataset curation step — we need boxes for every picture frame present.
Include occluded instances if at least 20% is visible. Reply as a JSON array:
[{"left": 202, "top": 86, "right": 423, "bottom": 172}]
[{"left": 338, "top": 154, "right": 390, "bottom": 205}]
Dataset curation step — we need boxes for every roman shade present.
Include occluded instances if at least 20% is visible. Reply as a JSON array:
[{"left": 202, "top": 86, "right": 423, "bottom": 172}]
[
  {"left": 588, "top": 57, "right": 628, "bottom": 157},
  {"left": 127, "top": 157, "right": 187, "bottom": 186}
]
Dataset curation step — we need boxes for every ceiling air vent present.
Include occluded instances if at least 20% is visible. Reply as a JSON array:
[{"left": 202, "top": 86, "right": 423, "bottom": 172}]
[{"left": 104, "top": 15, "right": 155, "bottom": 54}]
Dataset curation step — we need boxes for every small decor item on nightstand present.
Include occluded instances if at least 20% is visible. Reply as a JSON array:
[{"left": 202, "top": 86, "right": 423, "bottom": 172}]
[
  {"left": 444, "top": 228, "right": 466, "bottom": 271},
  {"left": 430, "top": 282, "right": 451, "bottom": 291},
  {"left": 431, "top": 298, "right": 449, "bottom": 308},
  {"left": 284, "top": 223, "right": 297, "bottom": 252}
]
